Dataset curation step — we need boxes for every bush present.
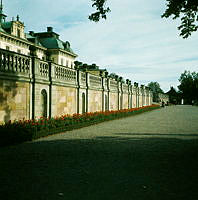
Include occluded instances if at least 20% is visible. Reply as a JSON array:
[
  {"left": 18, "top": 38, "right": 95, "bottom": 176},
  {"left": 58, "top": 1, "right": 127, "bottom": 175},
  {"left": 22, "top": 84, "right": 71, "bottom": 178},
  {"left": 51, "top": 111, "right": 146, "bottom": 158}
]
[{"left": 0, "top": 105, "right": 160, "bottom": 147}]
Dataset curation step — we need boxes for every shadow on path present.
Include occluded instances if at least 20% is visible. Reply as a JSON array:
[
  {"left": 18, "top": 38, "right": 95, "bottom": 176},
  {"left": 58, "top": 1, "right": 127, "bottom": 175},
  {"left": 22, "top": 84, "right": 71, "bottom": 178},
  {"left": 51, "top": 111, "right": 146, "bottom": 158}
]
[
  {"left": 114, "top": 132, "right": 198, "bottom": 138},
  {"left": 0, "top": 136, "right": 198, "bottom": 200}
]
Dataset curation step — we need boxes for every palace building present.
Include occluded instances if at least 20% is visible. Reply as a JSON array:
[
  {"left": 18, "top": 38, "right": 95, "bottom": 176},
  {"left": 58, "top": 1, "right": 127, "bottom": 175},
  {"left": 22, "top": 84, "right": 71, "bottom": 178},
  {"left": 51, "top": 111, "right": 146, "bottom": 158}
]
[{"left": 0, "top": 1, "right": 165, "bottom": 123}]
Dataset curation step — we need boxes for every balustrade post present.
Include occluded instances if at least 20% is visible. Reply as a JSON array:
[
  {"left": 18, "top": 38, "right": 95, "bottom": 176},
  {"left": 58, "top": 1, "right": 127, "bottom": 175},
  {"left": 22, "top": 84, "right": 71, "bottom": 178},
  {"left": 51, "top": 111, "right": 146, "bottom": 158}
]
[
  {"left": 3, "top": 53, "right": 6, "bottom": 71},
  {"left": 10, "top": 55, "right": 14, "bottom": 72},
  {"left": 7, "top": 54, "right": 10, "bottom": 71}
]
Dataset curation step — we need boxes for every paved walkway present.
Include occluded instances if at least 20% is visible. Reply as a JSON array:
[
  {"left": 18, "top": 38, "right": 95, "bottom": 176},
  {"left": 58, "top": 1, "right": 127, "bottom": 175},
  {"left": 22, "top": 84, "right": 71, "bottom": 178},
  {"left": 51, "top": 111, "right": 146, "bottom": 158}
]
[
  {"left": 0, "top": 105, "right": 198, "bottom": 200},
  {"left": 37, "top": 105, "right": 198, "bottom": 141}
]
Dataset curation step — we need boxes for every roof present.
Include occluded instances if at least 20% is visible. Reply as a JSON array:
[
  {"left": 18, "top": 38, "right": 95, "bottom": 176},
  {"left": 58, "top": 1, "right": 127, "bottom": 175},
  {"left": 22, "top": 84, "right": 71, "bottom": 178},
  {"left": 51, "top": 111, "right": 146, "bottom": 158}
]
[
  {"left": 37, "top": 37, "right": 75, "bottom": 55},
  {"left": 25, "top": 33, "right": 35, "bottom": 39},
  {"left": 1, "top": 21, "right": 12, "bottom": 29},
  {"left": 31, "top": 27, "right": 76, "bottom": 56},
  {"left": 0, "top": 24, "right": 5, "bottom": 32},
  {"left": 38, "top": 37, "right": 64, "bottom": 49},
  {"left": 25, "top": 33, "right": 46, "bottom": 49}
]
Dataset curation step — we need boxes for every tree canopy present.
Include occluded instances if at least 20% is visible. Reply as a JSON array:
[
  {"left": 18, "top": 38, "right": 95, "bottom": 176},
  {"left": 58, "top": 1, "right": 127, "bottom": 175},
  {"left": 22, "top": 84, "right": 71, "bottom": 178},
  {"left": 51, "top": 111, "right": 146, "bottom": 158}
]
[
  {"left": 88, "top": 0, "right": 110, "bottom": 22},
  {"left": 166, "top": 86, "right": 180, "bottom": 104},
  {"left": 147, "top": 82, "right": 164, "bottom": 102},
  {"left": 89, "top": 0, "right": 198, "bottom": 38},
  {"left": 178, "top": 70, "right": 198, "bottom": 104},
  {"left": 162, "top": 0, "right": 198, "bottom": 38}
]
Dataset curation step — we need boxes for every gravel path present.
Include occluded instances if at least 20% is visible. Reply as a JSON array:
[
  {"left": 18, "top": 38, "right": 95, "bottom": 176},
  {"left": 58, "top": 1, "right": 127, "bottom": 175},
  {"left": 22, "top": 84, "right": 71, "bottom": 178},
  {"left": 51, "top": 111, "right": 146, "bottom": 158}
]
[
  {"left": 1, "top": 105, "right": 198, "bottom": 200},
  {"left": 36, "top": 105, "right": 198, "bottom": 141}
]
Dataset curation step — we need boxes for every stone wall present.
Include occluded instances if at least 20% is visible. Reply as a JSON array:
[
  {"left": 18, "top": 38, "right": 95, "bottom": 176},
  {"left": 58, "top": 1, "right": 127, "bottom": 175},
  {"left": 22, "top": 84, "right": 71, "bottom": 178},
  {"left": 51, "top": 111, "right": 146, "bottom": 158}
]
[
  {"left": 51, "top": 86, "right": 77, "bottom": 117},
  {"left": 109, "top": 92, "right": 118, "bottom": 110},
  {"left": 0, "top": 48, "right": 155, "bottom": 123},
  {"left": 34, "top": 83, "right": 50, "bottom": 118},
  {"left": 0, "top": 79, "right": 30, "bottom": 122},
  {"left": 122, "top": 93, "right": 129, "bottom": 109},
  {"left": 88, "top": 89, "right": 102, "bottom": 112}
]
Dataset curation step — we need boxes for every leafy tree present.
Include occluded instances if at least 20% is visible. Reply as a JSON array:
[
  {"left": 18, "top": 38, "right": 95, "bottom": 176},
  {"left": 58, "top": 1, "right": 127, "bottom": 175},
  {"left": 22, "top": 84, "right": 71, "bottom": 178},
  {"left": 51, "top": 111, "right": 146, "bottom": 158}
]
[
  {"left": 166, "top": 86, "right": 180, "bottom": 104},
  {"left": 162, "top": 0, "right": 198, "bottom": 38},
  {"left": 89, "top": 0, "right": 198, "bottom": 38},
  {"left": 147, "top": 82, "right": 164, "bottom": 102},
  {"left": 89, "top": 0, "right": 110, "bottom": 22},
  {"left": 178, "top": 70, "right": 198, "bottom": 104}
]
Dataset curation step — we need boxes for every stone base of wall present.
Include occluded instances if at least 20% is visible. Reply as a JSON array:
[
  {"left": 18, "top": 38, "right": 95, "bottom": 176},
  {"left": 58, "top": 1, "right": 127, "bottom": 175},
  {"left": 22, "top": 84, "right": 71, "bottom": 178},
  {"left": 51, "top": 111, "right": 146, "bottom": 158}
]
[
  {"left": 88, "top": 89, "right": 102, "bottom": 112},
  {"left": 123, "top": 93, "right": 129, "bottom": 109},
  {"left": 52, "top": 85, "right": 77, "bottom": 117},
  {"left": 0, "top": 80, "right": 30, "bottom": 123},
  {"left": 109, "top": 92, "right": 118, "bottom": 110}
]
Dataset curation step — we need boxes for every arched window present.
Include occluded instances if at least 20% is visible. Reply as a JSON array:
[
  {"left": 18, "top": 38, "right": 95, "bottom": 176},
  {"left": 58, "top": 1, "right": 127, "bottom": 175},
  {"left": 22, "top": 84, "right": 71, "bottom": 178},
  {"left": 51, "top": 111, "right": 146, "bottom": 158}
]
[
  {"left": 41, "top": 89, "right": 47, "bottom": 118},
  {"left": 82, "top": 93, "right": 85, "bottom": 114}
]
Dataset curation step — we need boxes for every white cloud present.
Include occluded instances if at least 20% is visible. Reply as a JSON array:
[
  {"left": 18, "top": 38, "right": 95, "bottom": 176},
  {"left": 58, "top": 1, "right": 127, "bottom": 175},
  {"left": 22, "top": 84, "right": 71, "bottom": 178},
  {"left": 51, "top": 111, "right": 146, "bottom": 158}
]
[{"left": 4, "top": 0, "right": 198, "bottom": 92}]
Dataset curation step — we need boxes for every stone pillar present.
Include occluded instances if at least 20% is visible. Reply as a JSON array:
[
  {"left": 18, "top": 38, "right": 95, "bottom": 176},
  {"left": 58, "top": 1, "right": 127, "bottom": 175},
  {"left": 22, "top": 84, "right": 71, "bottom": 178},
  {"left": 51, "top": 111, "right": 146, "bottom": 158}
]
[{"left": 86, "top": 72, "right": 89, "bottom": 113}]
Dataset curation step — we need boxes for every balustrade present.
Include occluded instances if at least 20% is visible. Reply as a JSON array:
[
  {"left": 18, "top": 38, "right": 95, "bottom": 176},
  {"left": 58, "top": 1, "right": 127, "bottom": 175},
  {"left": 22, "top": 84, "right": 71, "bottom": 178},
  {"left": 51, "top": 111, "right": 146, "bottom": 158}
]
[
  {"left": 81, "top": 72, "right": 86, "bottom": 85},
  {"left": 89, "top": 74, "right": 102, "bottom": 88},
  {"left": 0, "top": 49, "right": 30, "bottom": 75},
  {"left": 110, "top": 79, "right": 118, "bottom": 90},
  {"left": 39, "top": 61, "right": 49, "bottom": 77},
  {"left": 54, "top": 64, "right": 76, "bottom": 82}
]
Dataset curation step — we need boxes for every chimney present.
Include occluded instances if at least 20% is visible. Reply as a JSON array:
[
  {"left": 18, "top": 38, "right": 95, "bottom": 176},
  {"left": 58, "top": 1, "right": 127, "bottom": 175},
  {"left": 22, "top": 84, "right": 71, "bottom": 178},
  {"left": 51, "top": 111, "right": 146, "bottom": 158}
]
[{"left": 47, "top": 27, "right": 53, "bottom": 32}]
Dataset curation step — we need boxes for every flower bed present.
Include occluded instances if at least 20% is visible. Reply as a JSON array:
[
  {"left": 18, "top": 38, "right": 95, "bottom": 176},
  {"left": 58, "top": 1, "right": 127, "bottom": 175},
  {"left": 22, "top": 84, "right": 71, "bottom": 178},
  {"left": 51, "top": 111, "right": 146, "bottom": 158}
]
[{"left": 0, "top": 104, "right": 160, "bottom": 147}]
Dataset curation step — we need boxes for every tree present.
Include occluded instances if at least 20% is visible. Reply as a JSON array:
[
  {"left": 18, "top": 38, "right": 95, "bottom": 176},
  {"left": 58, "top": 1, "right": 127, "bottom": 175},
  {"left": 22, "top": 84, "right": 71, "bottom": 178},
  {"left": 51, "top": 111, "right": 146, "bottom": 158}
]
[
  {"left": 88, "top": 0, "right": 110, "bottom": 22},
  {"left": 89, "top": 0, "right": 198, "bottom": 38},
  {"left": 166, "top": 86, "right": 180, "bottom": 104},
  {"left": 147, "top": 82, "right": 164, "bottom": 102},
  {"left": 178, "top": 70, "right": 198, "bottom": 104},
  {"left": 162, "top": 0, "right": 198, "bottom": 38}
]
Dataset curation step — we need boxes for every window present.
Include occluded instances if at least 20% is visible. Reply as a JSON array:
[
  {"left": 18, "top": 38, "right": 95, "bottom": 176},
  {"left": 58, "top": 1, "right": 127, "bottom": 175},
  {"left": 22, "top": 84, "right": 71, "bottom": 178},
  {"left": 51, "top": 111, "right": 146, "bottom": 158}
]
[
  {"left": 6, "top": 46, "right": 10, "bottom": 51},
  {"left": 61, "top": 58, "right": 64, "bottom": 66},
  {"left": 17, "top": 49, "right": 21, "bottom": 54},
  {"left": 17, "top": 29, "right": 21, "bottom": 37},
  {"left": 66, "top": 60, "right": 69, "bottom": 67}
]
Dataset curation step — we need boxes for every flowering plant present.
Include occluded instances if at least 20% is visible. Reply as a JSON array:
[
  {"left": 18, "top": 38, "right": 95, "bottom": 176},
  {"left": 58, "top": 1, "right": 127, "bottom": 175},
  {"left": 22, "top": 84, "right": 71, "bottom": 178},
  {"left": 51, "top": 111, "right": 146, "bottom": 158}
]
[{"left": 0, "top": 104, "right": 160, "bottom": 146}]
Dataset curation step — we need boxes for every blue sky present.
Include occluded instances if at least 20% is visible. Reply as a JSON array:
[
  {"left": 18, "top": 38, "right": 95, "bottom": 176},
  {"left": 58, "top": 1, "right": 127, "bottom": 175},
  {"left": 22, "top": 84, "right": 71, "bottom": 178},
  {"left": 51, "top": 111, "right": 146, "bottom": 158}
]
[{"left": 4, "top": 0, "right": 198, "bottom": 92}]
